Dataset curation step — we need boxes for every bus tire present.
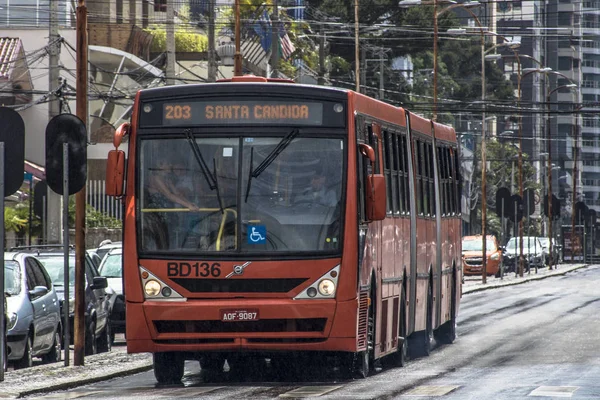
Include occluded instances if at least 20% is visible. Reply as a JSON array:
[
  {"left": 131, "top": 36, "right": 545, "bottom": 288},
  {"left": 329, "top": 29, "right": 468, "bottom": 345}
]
[
  {"left": 354, "top": 283, "right": 375, "bottom": 378},
  {"left": 434, "top": 275, "right": 457, "bottom": 345},
  {"left": 153, "top": 352, "right": 185, "bottom": 384},
  {"left": 199, "top": 353, "right": 225, "bottom": 372},
  {"left": 410, "top": 281, "right": 433, "bottom": 358},
  {"left": 386, "top": 289, "right": 408, "bottom": 367}
]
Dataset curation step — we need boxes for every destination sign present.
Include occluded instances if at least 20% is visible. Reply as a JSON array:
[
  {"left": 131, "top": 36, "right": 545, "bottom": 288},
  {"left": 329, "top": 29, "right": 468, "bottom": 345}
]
[{"left": 156, "top": 100, "right": 324, "bottom": 126}]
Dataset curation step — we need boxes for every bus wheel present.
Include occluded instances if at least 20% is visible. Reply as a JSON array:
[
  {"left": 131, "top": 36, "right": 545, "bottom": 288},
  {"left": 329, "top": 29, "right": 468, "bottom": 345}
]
[
  {"left": 153, "top": 352, "right": 184, "bottom": 384},
  {"left": 410, "top": 282, "right": 433, "bottom": 358},
  {"left": 354, "top": 287, "right": 375, "bottom": 378},
  {"left": 434, "top": 277, "right": 457, "bottom": 345},
  {"left": 385, "top": 290, "right": 408, "bottom": 367},
  {"left": 199, "top": 353, "right": 225, "bottom": 372}
]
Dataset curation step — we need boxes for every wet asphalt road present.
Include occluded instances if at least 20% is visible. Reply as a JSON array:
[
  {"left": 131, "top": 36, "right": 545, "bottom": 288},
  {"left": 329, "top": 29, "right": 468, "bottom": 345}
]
[{"left": 28, "top": 265, "right": 600, "bottom": 399}]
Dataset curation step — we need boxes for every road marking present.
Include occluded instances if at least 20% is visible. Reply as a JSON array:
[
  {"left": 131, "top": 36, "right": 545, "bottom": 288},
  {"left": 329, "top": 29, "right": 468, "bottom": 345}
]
[
  {"left": 402, "top": 385, "right": 460, "bottom": 396},
  {"left": 529, "top": 386, "right": 579, "bottom": 397},
  {"left": 279, "top": 385, "right": 342, "bottom": 397},
  {"left": 30, "top": 391, "right": 104, "bottom": 399}
]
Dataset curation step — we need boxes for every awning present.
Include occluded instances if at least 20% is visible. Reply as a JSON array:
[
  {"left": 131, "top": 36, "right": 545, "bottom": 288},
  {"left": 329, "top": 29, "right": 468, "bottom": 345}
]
[{"left": 0, "top": 38, "right": 33, "bottom": 105}]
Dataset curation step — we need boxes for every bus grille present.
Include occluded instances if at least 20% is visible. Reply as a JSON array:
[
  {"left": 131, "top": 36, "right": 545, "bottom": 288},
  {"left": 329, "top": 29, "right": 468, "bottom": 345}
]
[
  {"left": 154, "top": 318, "right": 327, "bottom": 334},
  {"left": 357, "top": 290, "right": 369, "bottom": 348},
  {"left": 171, "top": 278, "right": 308, "bottom": 293}
]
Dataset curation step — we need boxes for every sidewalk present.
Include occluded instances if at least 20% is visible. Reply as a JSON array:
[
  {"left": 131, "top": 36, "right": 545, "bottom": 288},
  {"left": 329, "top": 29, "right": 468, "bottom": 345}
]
[
  {"left": 0, "top": 263, "right": 591, "bottom": 398},
  {"left": 462, "top": 262, "right": 589, "bottom": 294},
  {"left": 0, "top": 340, "right": 153, "bottom": 398}
]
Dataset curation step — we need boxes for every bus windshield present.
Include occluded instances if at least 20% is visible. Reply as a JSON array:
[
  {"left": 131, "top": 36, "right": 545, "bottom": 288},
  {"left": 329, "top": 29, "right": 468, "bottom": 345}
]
[{"left": 139, "top": 134, "right": 344, "bottom": 255}]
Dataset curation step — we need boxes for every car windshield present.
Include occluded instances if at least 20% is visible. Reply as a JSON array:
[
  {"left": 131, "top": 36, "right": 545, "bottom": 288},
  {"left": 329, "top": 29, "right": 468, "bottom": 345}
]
[
  {"left": 506, "top": 237, "right": 540, "bottom": 252},
  {"left": 99, "top": 254, "right": 122, "bottom": 278},
  {"left": 4, "top": 261, "right": 21, "bottom": 295},
  {"left": 462, "top": 239, "right": 496, "bottom": 252},
  {"left": 138, "top": 135, "right": 344, "bottom": 255},
  {"left": 35, "top": 256, "right": 76, "bottom": 286}
]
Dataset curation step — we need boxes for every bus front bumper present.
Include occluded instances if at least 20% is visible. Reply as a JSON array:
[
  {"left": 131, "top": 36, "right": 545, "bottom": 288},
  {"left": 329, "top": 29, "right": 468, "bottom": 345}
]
[{"left": 126, "top": 298, "right": 358, "bottom": 354}]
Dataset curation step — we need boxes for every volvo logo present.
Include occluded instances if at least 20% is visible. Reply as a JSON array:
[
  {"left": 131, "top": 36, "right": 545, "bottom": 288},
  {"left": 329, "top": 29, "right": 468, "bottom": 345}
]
[{"left": 226, "top": 261, "right": 252, "bottom": 278}]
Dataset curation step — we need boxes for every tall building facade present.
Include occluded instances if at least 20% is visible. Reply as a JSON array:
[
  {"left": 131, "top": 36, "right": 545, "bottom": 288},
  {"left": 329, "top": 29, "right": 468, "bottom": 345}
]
[
  {"left": 496, "top": 0, "right": 583, "bottom": 219},
  {"left": 580, "top": 0, "right": 600, "bottom": 211}
]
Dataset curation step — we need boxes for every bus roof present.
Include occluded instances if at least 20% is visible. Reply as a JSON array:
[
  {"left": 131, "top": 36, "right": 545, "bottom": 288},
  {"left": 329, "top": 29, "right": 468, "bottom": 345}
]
[{"left": 137, "top": 82, "right": 350, "bottom": 102}]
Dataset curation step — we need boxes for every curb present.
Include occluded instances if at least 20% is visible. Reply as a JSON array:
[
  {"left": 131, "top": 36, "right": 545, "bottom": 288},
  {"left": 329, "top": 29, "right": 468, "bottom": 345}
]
[
  {"left": 12, "top": 363, "right": 154, "bottom": 399},
  {"left": 462, "top": 264, "right": 590, "bottom": 294},
  {"left": 0, "top": 350, "right": 153, "bottom": 399}
]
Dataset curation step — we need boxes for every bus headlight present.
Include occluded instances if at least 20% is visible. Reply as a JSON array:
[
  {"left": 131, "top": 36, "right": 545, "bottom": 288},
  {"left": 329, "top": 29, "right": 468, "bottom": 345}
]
[
  {"left": 139, "top": 266, "right": 185, "bottom": 301},
  {"left": 144, "top": 280, "right": 161, "bottom": 296},
  {"left": 318, "top": 279, "right": 335, "bottom": 296}
]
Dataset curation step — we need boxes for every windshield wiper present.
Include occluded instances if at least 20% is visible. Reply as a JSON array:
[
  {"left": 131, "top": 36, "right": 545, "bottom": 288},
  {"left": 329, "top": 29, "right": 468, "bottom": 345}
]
[
  {"left": 244, "top": 129, "right": 299, "bottom": 202},
  {"left": 213, "top": 158, "right": 224, "bottom": 214},
  {"left": 184, "top": 129, "right": 217, "bottom": 190}
]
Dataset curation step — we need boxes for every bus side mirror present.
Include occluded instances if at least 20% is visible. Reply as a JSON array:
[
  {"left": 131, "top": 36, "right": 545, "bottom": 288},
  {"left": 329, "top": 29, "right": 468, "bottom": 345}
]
[
  {"left": 106, "top": 149, "right": 125, "bottom": 196},
  {"left": 359, "top": 143, "right": 375, "bottom": 163},
  {"left": 366, "top": 174, "right": 386, "bottom": 221},
  {"left": 114, "top": 122, "right": 130, "bottom": 148}
]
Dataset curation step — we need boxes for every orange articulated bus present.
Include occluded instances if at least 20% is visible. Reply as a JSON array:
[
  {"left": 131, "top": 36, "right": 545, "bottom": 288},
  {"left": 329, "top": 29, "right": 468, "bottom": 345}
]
[{"left": 105, "top": 76, "right": 462, "bottom": 383}]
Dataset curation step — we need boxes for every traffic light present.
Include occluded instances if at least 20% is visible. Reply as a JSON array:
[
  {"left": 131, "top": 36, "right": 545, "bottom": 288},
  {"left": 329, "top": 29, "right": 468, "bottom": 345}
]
[
  {"left": 543, "top": 193, "right": 561, "bottom": 219},
  {"left": 45, "top": 114, "right": 87, "bottom": 195},
  {"left": 496, "top": 187, "right": 512, "bottom": 217},
  {"left": 0, "top": 107, "right": 25, "bottom": 196},
  {"left": 510, "top": 194, "right": 523, "bottom": 222},
  {"left": 523, "top": 188, "right": 536, "bottom": 216}
]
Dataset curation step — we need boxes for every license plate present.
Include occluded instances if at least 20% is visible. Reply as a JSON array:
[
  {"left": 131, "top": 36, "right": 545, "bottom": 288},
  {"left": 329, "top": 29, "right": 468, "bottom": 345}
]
[{"left": 220, "top": 309, "right": 259, "bottom": 322}]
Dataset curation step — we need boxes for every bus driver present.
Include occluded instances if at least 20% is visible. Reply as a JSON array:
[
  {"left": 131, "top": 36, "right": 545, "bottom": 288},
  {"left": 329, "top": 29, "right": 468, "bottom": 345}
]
[{"left": 294, "top": 167, "right": 337, "bottom": 207}]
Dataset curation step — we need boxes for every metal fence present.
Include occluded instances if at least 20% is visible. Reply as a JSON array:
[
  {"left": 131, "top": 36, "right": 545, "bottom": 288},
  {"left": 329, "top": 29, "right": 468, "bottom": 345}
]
[{"left": 87, "top": 180, "right": 123, "bottom": 224}]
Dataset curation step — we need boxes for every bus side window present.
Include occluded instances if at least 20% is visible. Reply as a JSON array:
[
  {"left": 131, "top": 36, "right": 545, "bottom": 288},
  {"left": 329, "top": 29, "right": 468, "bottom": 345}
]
[
  {"left": 401, "top": 134, "right": 410, "bottom": 215},
  {"left": 452, "top": 146, "right": 461, "bottom": 214},
  {"left": 382, "top": 130, "right": 392, "bottom": 215},
  {"left": 427, "top": 142, "right": 435, "bottom": 217},
  {"left": 416, "top": 140, "right": 425, "bottom": 216},
  {"left": 367, "top": 124, "right": 380, "bottom": 174}
]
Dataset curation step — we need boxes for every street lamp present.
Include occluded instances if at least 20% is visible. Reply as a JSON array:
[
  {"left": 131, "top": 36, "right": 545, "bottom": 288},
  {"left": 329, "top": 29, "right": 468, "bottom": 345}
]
[
  {"left": 398, "top": 0, "right": 481, "bottom": 120},
  {"left": 449, "top": 27, "right": 520, "bottom": 284},
  {"left": 546, "top": 83, "right": 577, "bottom": 269}
]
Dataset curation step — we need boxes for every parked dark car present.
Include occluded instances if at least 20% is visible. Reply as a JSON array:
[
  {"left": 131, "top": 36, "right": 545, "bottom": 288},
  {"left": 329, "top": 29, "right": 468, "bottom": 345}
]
[
  {"left": 98, "top": 247, "right": 124, "bottom": 340},
  {"left": 4, "top": 252, "right": 62, "bottom": 369},
  {"left": 11, "top": 245, "right": 113, "bottom": 355}
]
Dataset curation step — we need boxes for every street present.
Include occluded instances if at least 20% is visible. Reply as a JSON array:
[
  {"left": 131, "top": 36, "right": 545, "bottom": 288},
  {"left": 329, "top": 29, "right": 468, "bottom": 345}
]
[{"left": 26, "top": 265, "right": 600, "bottom": 399}]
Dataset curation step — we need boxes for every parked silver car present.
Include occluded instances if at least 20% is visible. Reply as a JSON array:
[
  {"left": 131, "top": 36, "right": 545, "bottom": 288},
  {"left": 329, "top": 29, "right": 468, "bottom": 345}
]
[
  {"left": 4, "top": 252, "right": 62, "bottom": 369},
  {"left": 98, "top": 247, "right": 124, "bottom": 339}
]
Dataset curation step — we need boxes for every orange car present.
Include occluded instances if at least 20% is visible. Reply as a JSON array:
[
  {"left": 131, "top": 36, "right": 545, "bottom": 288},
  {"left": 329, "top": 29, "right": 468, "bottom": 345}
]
[{"left": 461, "top": 235, "right": 503, "bottom": 277}]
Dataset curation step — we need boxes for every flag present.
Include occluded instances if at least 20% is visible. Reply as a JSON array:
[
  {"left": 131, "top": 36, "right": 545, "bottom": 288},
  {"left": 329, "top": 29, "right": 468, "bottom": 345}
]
[
  {"left": 252, "top": 9, "right": 272, "bottom": 53},
  {"left": 279, "top": 29, "right": 295, "bottom": 60}
]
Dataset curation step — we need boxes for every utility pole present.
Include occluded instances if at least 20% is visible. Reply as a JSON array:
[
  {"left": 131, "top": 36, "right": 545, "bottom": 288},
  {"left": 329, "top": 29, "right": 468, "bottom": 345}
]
[
  {"left": 234, "top": 0, "right": 242, "bottom": 76},
  {"left": 379, "top": 50, "right": 384, "bottom": 100},
  {"left": 207, "top": 0, "right": 217, "bottom": 82},
  {"left": 270, "top": 0, "right": 280, "bottom": 78},
  {"left": 354, "top": 0, "right": 359, "bottom": 92},
  {"left": 360, "top": 47, "right": 366, "bottom": 95},
  {"left": 75, "top": 0, "right": 88, "bottom": 367},
  {"left": 47, "top": 0, "right": 62, "bottom": 245},
  {"left": 166, "top": 0, "right": 176, "bottom": 85},
  {"left": 318, "top": 22, "right": 325, "bottom": 85}
]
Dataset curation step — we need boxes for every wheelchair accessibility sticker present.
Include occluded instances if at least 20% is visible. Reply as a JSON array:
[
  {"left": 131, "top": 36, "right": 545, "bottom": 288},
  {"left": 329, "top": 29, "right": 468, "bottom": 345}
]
[{"left": 248, "top": 225, "right": 266, "bottom": 244}]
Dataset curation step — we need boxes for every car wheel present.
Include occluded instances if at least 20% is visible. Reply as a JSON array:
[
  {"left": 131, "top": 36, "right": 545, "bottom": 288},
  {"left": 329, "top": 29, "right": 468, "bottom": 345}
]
[
  {"left": 97, "top": 319, "right": 112, "bottom": 353},
  {"left": 42, "top": 329, "right": 62, "bottom": 364},
  {"left": 14, "top": 335, "right": 33, "bottom": 369},
  {"left": 85, "top": 320, "right": 97, "bottom": 355}
]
